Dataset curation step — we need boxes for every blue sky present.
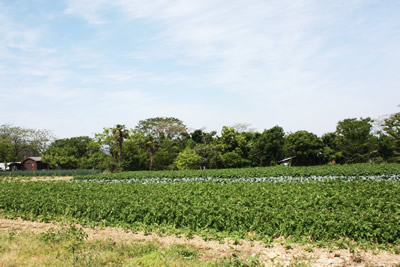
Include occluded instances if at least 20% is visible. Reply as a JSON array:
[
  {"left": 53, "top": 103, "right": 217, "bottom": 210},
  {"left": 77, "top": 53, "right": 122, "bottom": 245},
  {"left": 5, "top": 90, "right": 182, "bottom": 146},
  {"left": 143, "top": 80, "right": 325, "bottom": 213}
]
[{"left": 1, "top": 0, "right": 399, "bottom": 138}]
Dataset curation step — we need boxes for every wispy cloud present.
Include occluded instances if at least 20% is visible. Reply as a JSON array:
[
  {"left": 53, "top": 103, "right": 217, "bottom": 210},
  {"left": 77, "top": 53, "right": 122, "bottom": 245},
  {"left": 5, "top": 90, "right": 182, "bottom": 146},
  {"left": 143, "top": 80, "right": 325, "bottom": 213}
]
[
  {"left": 1, "top": 0, "right": 399, "bottom": 138},
  {"left": 64, "top": 0, "right": 372, "bottom": 97}
]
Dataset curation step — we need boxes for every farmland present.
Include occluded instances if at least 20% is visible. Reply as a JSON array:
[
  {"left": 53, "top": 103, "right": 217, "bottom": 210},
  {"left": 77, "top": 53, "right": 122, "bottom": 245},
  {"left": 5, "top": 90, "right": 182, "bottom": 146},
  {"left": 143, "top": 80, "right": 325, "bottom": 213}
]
[
  {"left": 1, "top": 163, "right": 400, "bottom": 265},
  {"left": 0, "top": 169, "right": 101, "bottom": 178},
  {"left": 1, "top": 173, "right": 400, "bottom": 245},
  {"left": 73, "top": 163, "right": 400, "bottom": 182}
]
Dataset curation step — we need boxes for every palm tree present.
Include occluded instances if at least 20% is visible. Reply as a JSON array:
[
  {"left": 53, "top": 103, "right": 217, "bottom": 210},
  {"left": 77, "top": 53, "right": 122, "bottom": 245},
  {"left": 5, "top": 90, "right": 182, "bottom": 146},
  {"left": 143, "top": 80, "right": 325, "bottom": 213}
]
[
  {"left": 112, "top": 124, "right": 129, "bottom": 166},
  {"left": 144, "top": 138, "right": 158, "bottom": 171}
]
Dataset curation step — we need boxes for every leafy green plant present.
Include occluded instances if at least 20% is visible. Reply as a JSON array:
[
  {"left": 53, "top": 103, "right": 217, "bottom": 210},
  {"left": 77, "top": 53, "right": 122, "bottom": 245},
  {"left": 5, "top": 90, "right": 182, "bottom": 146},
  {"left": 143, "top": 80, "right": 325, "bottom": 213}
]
[
  {"left": 73, "top": 163, "right": 400, "bottom": 182},
  {"left": 1, "top": 179, "right": 399, "bottom": 246}
]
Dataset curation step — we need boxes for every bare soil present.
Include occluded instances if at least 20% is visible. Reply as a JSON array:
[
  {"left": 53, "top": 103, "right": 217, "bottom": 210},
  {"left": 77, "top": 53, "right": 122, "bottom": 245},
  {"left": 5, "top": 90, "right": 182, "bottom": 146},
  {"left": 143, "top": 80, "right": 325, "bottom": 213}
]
[
  {"left": 5, "top": 176, "right": 73, "bottom": 182},
  {"left": 1, "top": 218, "right": 399, "bottom": 266}
]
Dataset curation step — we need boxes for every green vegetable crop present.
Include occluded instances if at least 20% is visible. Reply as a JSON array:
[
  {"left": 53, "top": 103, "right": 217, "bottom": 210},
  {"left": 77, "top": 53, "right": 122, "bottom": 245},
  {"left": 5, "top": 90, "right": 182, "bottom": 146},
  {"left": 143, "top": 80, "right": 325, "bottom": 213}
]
[
  {"left": 73, "top": 163, "right": 400, "bottom": 181},
  {"left": 0, "top": 180, "right": 399, "bottom": 244}
]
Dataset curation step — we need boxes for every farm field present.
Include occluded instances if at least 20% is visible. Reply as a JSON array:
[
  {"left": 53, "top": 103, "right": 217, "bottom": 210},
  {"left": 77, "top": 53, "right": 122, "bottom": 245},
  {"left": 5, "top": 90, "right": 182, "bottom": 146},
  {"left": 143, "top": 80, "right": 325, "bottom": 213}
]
[
  {"left": 0, "top": 169, "right": 101, "bottom": 178},
  {"left": 73, "top": 163, "right": 400, "bottom": 182},
  {"left": 1, "top": 163, "right": 400, "bottom": 265}
]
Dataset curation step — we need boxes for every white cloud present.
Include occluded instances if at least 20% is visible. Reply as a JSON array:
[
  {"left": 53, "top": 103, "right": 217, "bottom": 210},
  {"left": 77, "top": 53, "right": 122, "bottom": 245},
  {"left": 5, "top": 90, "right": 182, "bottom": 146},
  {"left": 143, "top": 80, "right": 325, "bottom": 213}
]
[
  {"left": 0, "top": 5, "right": 42, "bottom": 51},
  {"left": 63, "top": 1, "right": 352, "bottom": 96},
  {"left": 64, "top": 0, "right": 110, "bottom": 24},
  {"left": 0, "top": 0, "right": 398, "bottom": 138}
]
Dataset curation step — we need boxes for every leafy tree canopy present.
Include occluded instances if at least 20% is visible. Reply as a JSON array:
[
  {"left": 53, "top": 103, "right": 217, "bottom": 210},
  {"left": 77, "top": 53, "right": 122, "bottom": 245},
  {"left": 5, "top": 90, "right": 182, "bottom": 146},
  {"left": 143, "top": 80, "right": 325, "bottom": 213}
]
[
  {"left": 249, "top": 125, "right": 285, "bottom": 166},
  {"left": 336, "top": 117, "right": 375, "bottom": 163},
  {"left": 382, "top": 112, "right": 400, "bottom": 157},
  {"left": 285, "top": 130, "right": 323, "bottom": 166},
  {"left": 174, "top": 147, "right": 202, "bottom": 170},
  {"left": 135, "top": 117, "right": 187, "bottom": 141},
  {"left": 42, "top": 136, "right": 109, "bottom": 169},
  {"left": 0, "top": 124, "right": 54, "bottom": 161}
]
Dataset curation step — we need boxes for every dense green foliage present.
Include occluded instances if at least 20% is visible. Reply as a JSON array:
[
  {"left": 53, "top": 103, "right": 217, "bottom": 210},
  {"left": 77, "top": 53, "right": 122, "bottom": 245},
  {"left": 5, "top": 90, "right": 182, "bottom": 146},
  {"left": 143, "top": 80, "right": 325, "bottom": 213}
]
[
  {"left": 74, "top": 163, "right": 400, "bottom": 181},
  {"left": 336, "top": 118, "right": 375, "bottom": 164},
  {"left": 0, "top": 180, "right": 399, "bottom": 244},
  {"left": 249, "top": 126, "right": 285, "bottom": 166},
  {"left": 0, "top": 124, "right": 54, "bottom": 162},
  {"left": 41, "top": 136, "right": 109, "bottom": 170},
  {"left": 0, "top": 169, "right": 101, "bottom": 177},
  {"left": 3, "top": 112, "right": 400, "bottom": 172},
  {"left": 284, "top": 131, "right": 324, "bottom": 166}
]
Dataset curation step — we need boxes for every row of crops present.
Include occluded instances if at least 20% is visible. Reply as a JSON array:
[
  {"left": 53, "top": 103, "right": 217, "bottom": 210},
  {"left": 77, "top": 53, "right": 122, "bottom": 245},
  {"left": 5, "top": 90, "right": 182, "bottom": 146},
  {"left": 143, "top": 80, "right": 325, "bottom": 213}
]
[
  {"left": 0, "top": 169, "right": 102, "bottom": 177},
  {"left": 72, "top": 175, "right": 400, "bottom": 184},
  {"left": 74, "top": 163, "right": 400, "bottom": 181},
  {"left": 0, "top": 180, "right": 399, "bottom": 244}
]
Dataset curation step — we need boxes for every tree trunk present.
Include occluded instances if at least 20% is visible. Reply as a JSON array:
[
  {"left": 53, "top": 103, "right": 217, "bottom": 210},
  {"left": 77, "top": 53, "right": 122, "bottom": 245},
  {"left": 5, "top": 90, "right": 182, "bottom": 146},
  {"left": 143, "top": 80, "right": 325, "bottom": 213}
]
[{"left": 149, "top": 151, "right": 154, "bottom": 171}]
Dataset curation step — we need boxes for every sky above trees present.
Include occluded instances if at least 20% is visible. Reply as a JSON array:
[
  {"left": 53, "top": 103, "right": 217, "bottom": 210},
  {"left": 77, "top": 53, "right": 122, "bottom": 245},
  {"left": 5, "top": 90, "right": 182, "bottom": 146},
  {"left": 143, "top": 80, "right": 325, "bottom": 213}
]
[{"left": 1, "top": 0, "right": 399, "bottom": 138}]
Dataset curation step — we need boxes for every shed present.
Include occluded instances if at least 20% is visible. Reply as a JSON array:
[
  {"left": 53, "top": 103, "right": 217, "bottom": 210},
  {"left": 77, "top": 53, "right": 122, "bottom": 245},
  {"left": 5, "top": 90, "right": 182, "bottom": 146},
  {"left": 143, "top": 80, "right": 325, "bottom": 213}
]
[
  {"left": 278, "top": 156, "right": 296, "bottom": 167},
  {"left": 21, "top": 157, "right": 48, "bottom": 171},
  {"left": 0, "top": 162, "right": 22, "bottom": 171},
  {"left": 9, "top": 162, "right": 22, "bottom": 171}
]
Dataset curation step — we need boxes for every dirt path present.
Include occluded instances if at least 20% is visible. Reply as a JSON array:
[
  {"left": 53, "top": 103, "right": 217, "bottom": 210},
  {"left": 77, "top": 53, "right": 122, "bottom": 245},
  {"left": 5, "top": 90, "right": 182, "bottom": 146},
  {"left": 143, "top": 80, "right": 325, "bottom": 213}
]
[
  {"left": 1, "top": 218, "right": 399, "bottom": 266},
  {"left": 2, "top": 176, "right": 73, "bottom": 182}
]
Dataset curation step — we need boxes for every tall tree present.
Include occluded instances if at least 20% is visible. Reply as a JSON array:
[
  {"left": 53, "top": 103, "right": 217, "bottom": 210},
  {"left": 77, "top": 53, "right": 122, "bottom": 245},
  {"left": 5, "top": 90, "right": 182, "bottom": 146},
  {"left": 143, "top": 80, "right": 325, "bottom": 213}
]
[
  {"left": 42, "top": 136, "right": 109, "bottom": 169},
  {"left": 121, "top": 132, "right": 149, "bottom": 171},
  {"left": 284, "top": 130, "right": 323, "bottom": 166},
  {"left": 218, "top": 126, "right": 250, "bottom": 168},
  {"left": 135, "top": 117, "right": 187, "bottom": 170},
  {"left": 336, "top": 118, "right": 375, "bottom": 163},
  {"left": 191, "top": 129, "right": 217, "bottom": 144},
  {"left": 219, "top": 126, "right": 247, "bottom": 155},
  {"left": 249, "top": 126, "right": 285, "bottom": 166},
  {"left": 321, "top": 132, "right": 343, "bottom": 163},
  {"left": 194, "top": 143, "right": 222, "bottom": 169},
  {"left": 112, "top": 124, "right": 129, "bottom": 166},
  {"left": 135, "top": 117, "right": 187, "bottom": 141},
  {"left": 174, "top": 147, "right": 202, "bottom": 170},
  {"left": 144, "top": 138, "right": 159, "bottom": 171},
  {"left": 0, "top": 138, "right": 14, "bottom": 165},
  {"left": 0, "top": 124, "right": 54, "bottom": 161},
  {"left": 381, "top": 112, "right": 400, "bottom": 159}
]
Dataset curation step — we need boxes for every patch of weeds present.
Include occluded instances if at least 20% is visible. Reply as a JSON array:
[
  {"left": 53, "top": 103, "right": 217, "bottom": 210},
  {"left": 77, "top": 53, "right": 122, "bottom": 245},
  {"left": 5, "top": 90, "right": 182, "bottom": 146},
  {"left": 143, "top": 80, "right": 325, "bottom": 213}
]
[
  {"left": 39, "top": 225, "right": 87, "bottom": 244},
  {"left": 351, "top": 252, "right": 363, "bottom": 263},
  {"left": 217, "top": 254, "right": 262, "bottom": 267},
  {"left": 289, "top": 253, "right": 312, "bottom": 266},
  {"left": 169, "top": 245, "right": 198, "bottom": 259},
  {"left": 233, "top": 238, "right": 242, "bottom": 246},
  {"left": 39, "top": 224, "right": 88, "bottom": 253},
  {"left": 315, "top": 240, "right": 326, "bottom": 248},
  {"left": 118, "top": 241, "right": 158, "bottom": 258},
  {"left": 8, "top": 230, "right": 16, "bottom": 241},
  {"left": 262, "top": 236, "right": 273, "bottom": 248},
  {"left": 246, "top": 232, "right": 259, "bottom": 241},
  {"left": 304, "top": 246, "right": 314, "bottom": 253},
  {"left": 202, "top": 235, "right": 212, "bottom": 242},
  {"left": 186, "top": 230, "right": 194, "bottom": 239}
]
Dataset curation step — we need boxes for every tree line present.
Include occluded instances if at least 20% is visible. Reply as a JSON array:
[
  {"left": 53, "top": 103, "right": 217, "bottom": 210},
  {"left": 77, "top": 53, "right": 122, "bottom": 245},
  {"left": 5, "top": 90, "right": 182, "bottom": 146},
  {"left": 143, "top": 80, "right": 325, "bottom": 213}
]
[{"left": 1, "top": 112, "right": 399, "bottom": 171}]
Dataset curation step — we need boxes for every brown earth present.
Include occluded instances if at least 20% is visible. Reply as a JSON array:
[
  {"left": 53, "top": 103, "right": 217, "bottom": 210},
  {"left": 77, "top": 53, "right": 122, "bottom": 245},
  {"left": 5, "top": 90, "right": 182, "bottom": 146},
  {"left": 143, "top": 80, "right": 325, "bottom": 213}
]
[
  {"left": 1, "top": 218, "right": 399, "bottom": 266},
  {"left": 3, "top": 176, "right": 73, "bottom": 182}
]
